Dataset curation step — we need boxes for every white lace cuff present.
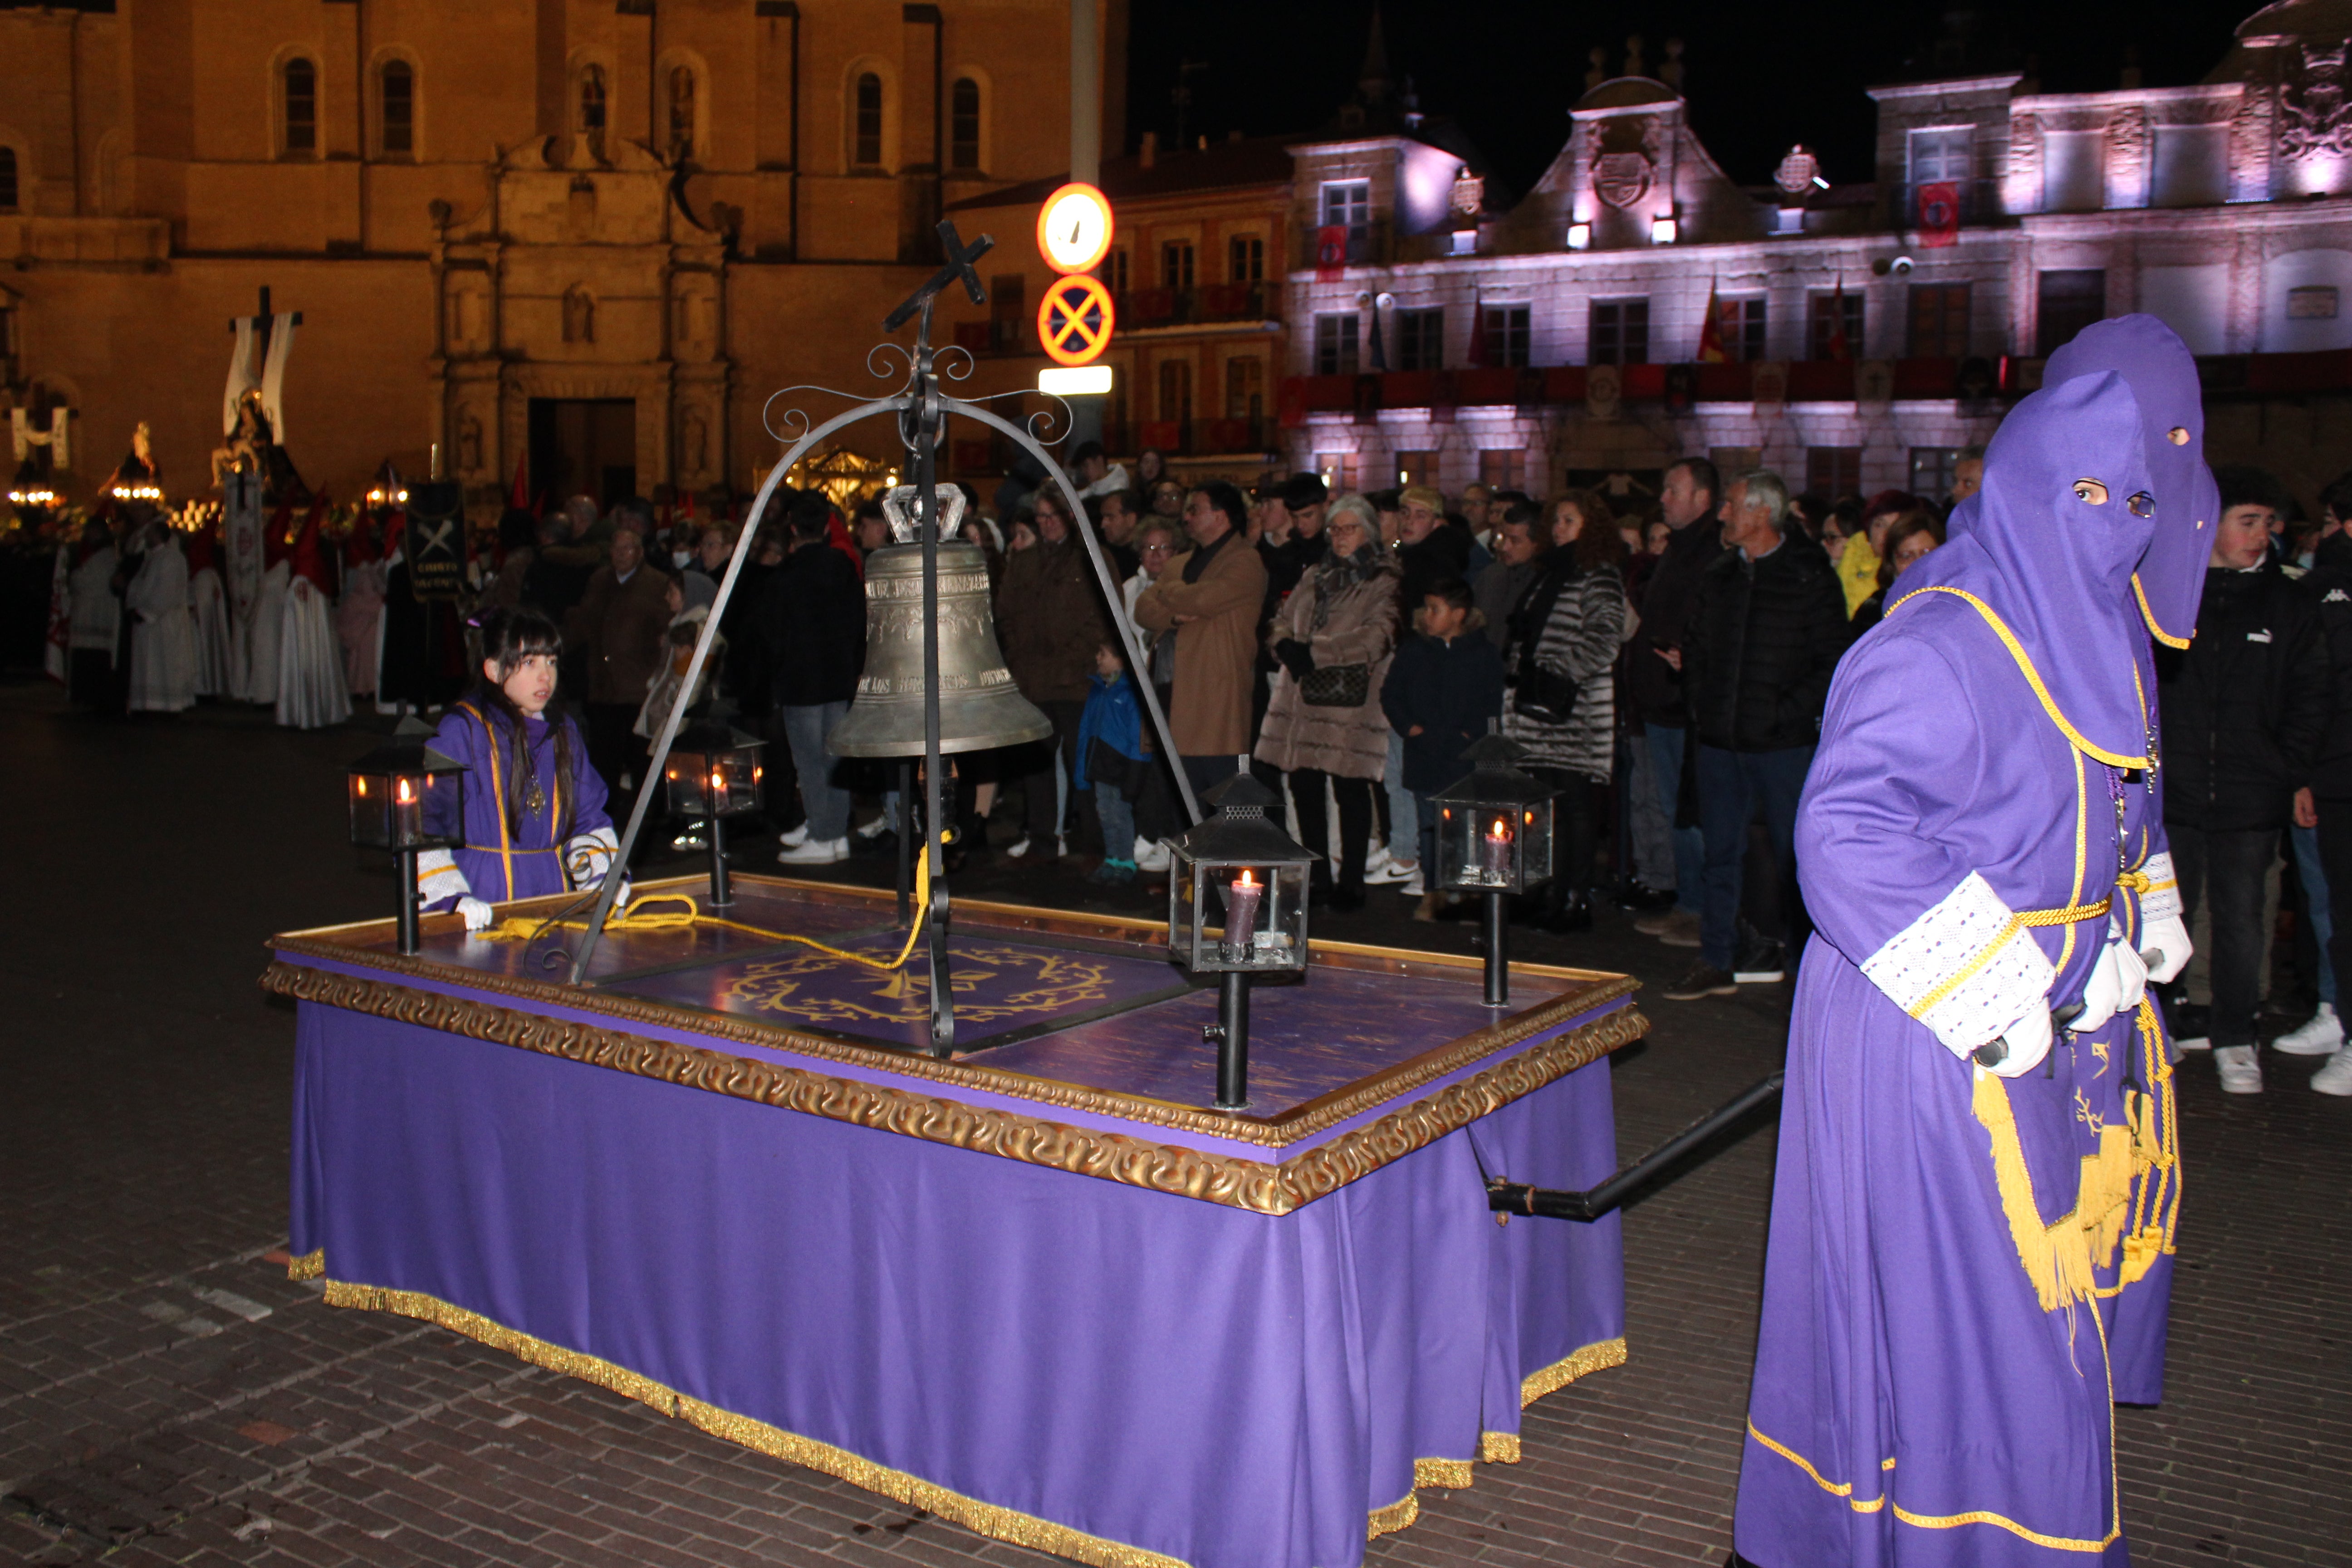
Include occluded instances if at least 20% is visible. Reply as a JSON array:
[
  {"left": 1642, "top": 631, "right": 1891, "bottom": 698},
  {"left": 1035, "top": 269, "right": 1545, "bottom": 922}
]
[
  {"left": 2135, "top": 851, "right": 2181, "bottom": 923},
  {"left": 416, "top": 848, "right": 470, "bottom": 911},
  {"left": 1860, "top": 871, "right": 2056, "bottom": 1054},
  {"left": 564, "top": 826, "right": 620, "bottom": 887}
]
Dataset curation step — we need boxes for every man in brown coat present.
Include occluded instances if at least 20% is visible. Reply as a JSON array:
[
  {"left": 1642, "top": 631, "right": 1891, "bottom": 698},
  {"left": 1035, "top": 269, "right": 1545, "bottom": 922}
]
[
  {"left": 1133, "top": 480, "right": 1269, "bottom": 799},
  {"left": 996, "top": 497, "right": 1112, "bottom": 854},
  {"left": 566, "top": 524, "right": 671, "bottom": 801}
]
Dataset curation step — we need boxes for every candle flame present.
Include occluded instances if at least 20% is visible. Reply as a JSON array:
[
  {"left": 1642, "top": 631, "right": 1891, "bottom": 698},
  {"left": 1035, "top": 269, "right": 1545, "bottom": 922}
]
[
  {"left": 1238, "top": 868, "right": 1256, "bottom": 887},
  {"left": 396, "top": 777, "right": 415, "bottom": 805},
  {"left": 709, "top": 768, "right": 725, "bottom": 794},
  {"left": 1487, "top": 818, "right": 1511, "bottom": 841}
]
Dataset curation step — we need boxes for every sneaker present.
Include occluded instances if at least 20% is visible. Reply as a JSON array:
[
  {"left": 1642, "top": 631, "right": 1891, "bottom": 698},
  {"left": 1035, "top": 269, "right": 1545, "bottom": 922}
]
[
  {"left": 1365, "top": 855, "right": 1419, "bottom": 887},
  {"left": 1396, "top": 867, "right": 1425, "bottom": 897},
  {"left": 2274, "top": 1002, "right": 2344, "bottom": 1056},
  {"left": 1057, "top": 834, "right": 1070, "bottom": 858},
  {"left": 1364, "top": 846, "right": 1394, "bottom": 880},
  {"left": 1087, "top": 859, "right": 1137, "bottom": 887},
  {"left": 1633, "top": 908, "right": 1678, "bottom": 936},
  {"left": 855, "top": 815, "right": 889, "bottom": 841},
  {"left": 1613, "top": 879, "right": 1679, "bottom": 914},
  {"left": 1412, "top": 892, "right": 1440, "bottom": 923},
  {"left": 2313, "top": 1045, "right": 2352, "bottom": 1095},
  {"left": 1133, "top": 840, "right": 1171, "bottom": 873},
  {"left": 1650, "top": 909, "right": 1702, "bottom": 948},
  {"left": 1733, "top": 940, "right": 1786, "bottom": 985},
  {"left": 778, "top": 824, "right": 810, "bottom": 849},
  {"left": 2166, "top": 998, "right": 2210, "bottom": 1050},
  {"left": 776, "top": 836, "right": 849, "bottom": 866},
  {"left": 1662, "top": 961, "right": 1739, "bottom": 1001},
  {"left": 2213, "top": 1044, "right": 2264, "bottom": 1094},
  {"left": 1003, "top": 835, "right": 1034, "bottom": 859}
]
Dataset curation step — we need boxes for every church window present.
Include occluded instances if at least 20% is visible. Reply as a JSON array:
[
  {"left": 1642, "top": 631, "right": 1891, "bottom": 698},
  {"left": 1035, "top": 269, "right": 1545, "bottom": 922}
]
[
  {"left": 854, "top": 74, "right": 884, "bottom": 167},
  {"left": 282, "top": 58, "right": 318, "bottom": 157},
  {"left": 668, "top": 66, "right": 697, "bottom": 160},
  {"left": 381, "top": 61, "right": 414, "bottom": 157},
  {"left": 950, "top": 78, "right": 981, "bottom": 171},
  {"left": 579, "top": 66, "right": 608, "bottom": 159},
  {"left": 0, "top": 147, "right": 17, "bottom": 211}
]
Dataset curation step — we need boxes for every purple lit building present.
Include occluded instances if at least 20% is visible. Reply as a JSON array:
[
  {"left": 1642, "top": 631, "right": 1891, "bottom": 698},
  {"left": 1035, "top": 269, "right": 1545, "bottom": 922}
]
[{"left": 1279, "top": 0, "right": 2352, "bottom": 508}]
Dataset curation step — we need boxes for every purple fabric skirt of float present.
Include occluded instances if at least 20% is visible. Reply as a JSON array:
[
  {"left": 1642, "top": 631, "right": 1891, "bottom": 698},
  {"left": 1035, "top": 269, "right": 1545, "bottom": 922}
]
[{"left": 288, "top": 1001, "right": 1626, "bottom": 1568}]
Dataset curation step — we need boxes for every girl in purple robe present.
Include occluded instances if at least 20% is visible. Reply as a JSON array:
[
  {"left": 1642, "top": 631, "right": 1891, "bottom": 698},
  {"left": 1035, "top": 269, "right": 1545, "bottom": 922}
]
[
  {"left": 1735, "top": 373, "right": 2175, "bottom": 1566},
  {"left": 416, "top": 609, "right": 621, "bottom": 929}
]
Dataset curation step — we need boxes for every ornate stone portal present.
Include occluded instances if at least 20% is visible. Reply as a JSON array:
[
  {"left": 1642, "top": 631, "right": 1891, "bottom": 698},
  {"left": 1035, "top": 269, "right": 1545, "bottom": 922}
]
[{"left": 428, "top": 133, "right": 732, "bottom": 508}]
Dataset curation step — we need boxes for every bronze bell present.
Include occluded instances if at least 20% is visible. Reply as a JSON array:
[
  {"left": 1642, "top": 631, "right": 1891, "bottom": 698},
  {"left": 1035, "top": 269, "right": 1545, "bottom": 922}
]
[{"left": 825, "top": 485, "right": 1054, "bottom": 758}]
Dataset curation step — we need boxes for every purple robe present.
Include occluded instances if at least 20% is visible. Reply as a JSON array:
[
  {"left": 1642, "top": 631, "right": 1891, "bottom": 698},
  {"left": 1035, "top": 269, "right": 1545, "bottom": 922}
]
[
  {"left": 2041, "top": 316, "right": 2218, "bottom": 1404},
  {"left": 416, "top": 700, "right": 617, "bottom": 908},
  {"left": 1736, "top": 374, "right": 2172, "bottom": 1566}
]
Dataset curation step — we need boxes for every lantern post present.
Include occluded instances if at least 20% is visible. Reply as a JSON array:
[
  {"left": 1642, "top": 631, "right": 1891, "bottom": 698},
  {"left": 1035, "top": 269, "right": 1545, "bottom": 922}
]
[{"left": 1431, "top": 735, "right": 1558, "bottom": 1007}]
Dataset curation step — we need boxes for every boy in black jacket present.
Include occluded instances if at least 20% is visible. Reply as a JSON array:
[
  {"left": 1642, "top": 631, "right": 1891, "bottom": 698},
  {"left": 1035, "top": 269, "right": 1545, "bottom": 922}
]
[{"left": 1380, "top": 577, "right": 1505, "bottom": 920}]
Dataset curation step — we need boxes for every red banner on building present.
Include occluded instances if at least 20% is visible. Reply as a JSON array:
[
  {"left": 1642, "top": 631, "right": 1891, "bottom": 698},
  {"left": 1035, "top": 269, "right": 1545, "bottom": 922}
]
[
  {"left": 1314, "top": 226, "right": 1348, "bottom": 281},
  {"left": 1918, "top": 181, "right": 1960, "bottom": 248}
]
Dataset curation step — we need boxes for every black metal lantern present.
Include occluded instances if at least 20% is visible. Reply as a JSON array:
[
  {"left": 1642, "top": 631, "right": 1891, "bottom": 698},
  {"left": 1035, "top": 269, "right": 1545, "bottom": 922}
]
[
  {"left": 1165, "top": 774, "right": 1318, "bottom": 1110},
  {"left": 347, "top": 716, "right": 468, "bottom": 954},
  {"left": 1432, "top": 734, "right": 1558, "bottom": 1006},
  {"left": 662, "top": 721, "right": 765, "bottom": 906}
]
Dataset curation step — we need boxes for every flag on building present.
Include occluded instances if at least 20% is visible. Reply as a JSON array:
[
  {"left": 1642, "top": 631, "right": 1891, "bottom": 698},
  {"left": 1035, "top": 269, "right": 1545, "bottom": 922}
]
[
  {"left": 1697, "top": 282, "right": 1729, "bottom": 363},
  {"left": 1314, "top": 226, "right": 1348, "bottom": 283},
  {"left": 1918, "top": 181, "right": 1961, "bottom": 248}
]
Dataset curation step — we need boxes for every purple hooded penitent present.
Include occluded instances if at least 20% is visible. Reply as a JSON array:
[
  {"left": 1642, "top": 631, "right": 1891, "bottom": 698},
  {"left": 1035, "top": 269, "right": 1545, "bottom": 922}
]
[
  {"left": 2035, "top": 313, "right": 2214, "bottom": 1406},
  {"left": 2046, "top": 314, "right": 2218, "bottom": 653},
  {"left": 1734, "top": 374, "right": 2180, "bottom": 1567}
]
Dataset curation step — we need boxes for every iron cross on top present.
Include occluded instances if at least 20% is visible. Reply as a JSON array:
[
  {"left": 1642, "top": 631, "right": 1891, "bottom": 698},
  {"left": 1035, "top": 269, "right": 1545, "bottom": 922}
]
[{"left": 884, "top": 220, "right": 995, "bottom": 334}]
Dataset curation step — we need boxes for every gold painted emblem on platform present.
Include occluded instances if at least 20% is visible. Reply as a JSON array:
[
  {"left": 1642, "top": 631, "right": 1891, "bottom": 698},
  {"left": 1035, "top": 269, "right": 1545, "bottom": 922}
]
[{"left": 722, "top": 943, "right": 1114, "bottom": 1027}]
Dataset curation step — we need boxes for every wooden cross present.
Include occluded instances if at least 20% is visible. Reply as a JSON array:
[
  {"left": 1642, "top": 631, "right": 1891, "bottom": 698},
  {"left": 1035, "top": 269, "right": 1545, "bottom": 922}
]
[{"left": 883, "top": 220, "right": 994, "bottom": 333}]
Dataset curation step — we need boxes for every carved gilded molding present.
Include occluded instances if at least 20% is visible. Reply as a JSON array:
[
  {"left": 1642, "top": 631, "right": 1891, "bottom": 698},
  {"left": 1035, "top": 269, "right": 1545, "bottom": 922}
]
[
  {"left": 264, "top": 931, "right": 1637, "bottom": 1148},
  {"left": 261, "top": 961, "right": 1646, "bottom": 1215}
]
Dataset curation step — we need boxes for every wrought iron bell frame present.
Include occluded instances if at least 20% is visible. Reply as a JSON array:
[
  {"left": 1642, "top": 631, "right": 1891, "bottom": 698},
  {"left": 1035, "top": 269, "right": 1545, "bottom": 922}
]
[{"left": 561, "top": 220, "right": 1199, "bottom": 1060}]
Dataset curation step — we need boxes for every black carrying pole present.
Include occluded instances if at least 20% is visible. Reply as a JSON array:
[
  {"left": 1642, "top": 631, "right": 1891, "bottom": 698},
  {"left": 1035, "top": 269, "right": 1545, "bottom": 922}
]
[
  {"left": 1483, "top": 891, "right": 1508, "bottom": 1007},
  {"left": 1488, "top": 1072, "right": 1784, "bottom": 1221},
  {"left": 1210, "top": 972, "right": 1251, "bottom": 1109},
  {"left": 707, "top": 813, "right": 732, "bottom": 907},
  {"left": 395, "top": 847, "right": 421, "bottom": 955}
]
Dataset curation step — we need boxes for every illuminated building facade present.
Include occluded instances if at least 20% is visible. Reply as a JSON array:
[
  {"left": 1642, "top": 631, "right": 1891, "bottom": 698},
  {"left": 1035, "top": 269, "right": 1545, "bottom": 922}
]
[
  {"left": 0, "top": 0, "right": 1125, "bottom": 509},
  {"left": 1281, "top": 0, "right": 2352, "bottom": 508}
]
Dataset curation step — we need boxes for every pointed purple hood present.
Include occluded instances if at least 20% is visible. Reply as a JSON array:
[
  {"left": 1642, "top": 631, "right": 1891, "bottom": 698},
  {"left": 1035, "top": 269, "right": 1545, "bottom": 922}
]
[
  {"left": 2043, "top": 314, "right": 2215, "bottom": 650},
  {"left": 1896, "top": 371, "right": 2157, "bottom": 767}
]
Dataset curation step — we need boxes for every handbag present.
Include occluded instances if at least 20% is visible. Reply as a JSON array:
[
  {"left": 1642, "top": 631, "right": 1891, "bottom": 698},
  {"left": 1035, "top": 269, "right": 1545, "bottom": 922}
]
[
  {"left": 1299, "top": 662, "right": 1371, "bottom": 708},
  {"left": 1511, "top": 660, "right": 1579, "bottom": 725}
]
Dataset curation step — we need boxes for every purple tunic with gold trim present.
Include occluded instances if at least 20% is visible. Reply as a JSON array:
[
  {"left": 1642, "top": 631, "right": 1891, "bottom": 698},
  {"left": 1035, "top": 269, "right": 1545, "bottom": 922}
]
[
  {"left": 1734, "top": 374, "right": 2177, "bottom": 1566},
  {"left": 415, "top": 701, "right": 618, "bottom": 910}
]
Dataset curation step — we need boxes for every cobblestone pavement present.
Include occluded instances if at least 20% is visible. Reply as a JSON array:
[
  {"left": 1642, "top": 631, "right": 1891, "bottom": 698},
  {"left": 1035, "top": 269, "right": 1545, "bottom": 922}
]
[{"left": 3, "top": 683, "right": 2347, "bottom": 1568}]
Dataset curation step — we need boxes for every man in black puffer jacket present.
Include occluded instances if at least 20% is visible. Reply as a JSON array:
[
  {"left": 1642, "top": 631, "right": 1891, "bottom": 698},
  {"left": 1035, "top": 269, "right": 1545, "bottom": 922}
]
[
  {"left": 2303, "top": 509, "right": 2352, "bottom": 1093},
  {"left": 2156, "top": 471, "right": 2328, "bottom": 1091},
  {"left": 1663, "top": 470, "right": 1849, "bottom": 1000}
]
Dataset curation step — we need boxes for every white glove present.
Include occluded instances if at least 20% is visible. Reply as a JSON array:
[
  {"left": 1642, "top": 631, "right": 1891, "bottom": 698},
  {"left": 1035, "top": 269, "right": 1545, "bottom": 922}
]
[
  {"left": 2140, "top": 914, "right": 2191, "bottom": 984},
  {"left": 2074, "top": 916, "right": 2150, "bottom": 1034},
  {"left": 1979, "top": 1004, "right": 2054, "bottom": 1079},
  {"left": 2135, "top": 851, "right": 2190, "bottom": 983},
  {"left": 456, "top": 896, "right": 494, "bottom": 933}
]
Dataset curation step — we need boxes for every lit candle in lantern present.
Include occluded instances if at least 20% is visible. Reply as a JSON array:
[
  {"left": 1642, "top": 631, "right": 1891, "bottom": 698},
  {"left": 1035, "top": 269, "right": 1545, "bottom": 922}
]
[
  {"left": 708, "top": 765, "right": 726, "bottom": 807},
  {"left": 1224, "top": 868, "right": 1263, "bottom": 965},
  {"left": 1481, "top": 815, "right": 1514, "bottom": 882},
  {"left": 394, "top": 774, "right": 422, "bottom": 842}
]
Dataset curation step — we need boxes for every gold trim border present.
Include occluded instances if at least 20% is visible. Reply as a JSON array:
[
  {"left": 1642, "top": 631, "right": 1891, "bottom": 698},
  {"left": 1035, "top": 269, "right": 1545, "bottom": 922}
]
[
  {"left": 1522, "top": 1335, "right": 1629, "bottom": 1406},
  {"left": 287, "top": 1248, "right": 324, "bottom": 1281},
  {"left": 318, "top": 1280, "right": 1187, "bottom": 1568},
  {"left": 265, "top": 934, "right": 1637, "bottom": 1151},
  {"left": 316, "top": 1269, "right": 1625, "bottom": 1563},
  {"left": 262, "top": 962, "right": 1646, "bottom": 1215}
]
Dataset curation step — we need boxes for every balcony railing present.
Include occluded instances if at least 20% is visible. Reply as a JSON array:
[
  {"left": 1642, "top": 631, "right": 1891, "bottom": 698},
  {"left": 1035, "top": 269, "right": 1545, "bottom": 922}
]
[{"left": 1115, "top": 284, "right": 1277, "bottom": 330}]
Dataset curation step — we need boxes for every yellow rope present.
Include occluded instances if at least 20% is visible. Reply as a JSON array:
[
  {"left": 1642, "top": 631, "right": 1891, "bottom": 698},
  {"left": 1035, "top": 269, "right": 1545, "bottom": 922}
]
[{"left": 478, "top": 834, "right": 945, "bottom": 973}]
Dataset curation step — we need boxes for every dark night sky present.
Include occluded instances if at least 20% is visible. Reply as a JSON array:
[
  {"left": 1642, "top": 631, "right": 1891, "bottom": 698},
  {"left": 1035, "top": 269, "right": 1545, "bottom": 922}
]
[{"left": 1124, "top": 1, "right": 2268, "bottom": 194}]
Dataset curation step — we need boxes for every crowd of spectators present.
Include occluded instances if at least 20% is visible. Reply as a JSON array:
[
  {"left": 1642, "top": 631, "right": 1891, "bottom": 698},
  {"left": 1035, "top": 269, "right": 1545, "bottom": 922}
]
[{"left": 51, "top": 430, "right": 2352, "bottom": 1095}]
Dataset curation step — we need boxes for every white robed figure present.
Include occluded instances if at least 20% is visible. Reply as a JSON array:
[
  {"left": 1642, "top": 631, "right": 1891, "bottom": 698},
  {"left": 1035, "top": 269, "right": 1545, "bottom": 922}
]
[
  {"left": 125, "top": 525, "right": 198, "bottom": 713},
  {"left": 275, "top": 504, "right": 350, "bottom": 729}
]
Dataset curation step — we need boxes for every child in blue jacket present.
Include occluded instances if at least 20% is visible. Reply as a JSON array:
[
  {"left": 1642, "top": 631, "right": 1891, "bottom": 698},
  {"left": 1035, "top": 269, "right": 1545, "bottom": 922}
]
[{"left": 1073, "top": 640, "right": 1148, "bottom": 885}]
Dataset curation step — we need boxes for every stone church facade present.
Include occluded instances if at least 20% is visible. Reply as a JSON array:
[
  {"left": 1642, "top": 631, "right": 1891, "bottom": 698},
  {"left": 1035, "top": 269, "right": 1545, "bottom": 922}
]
[{"left": 0, "top": 0, "right": 1125, "bottom": 508}]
